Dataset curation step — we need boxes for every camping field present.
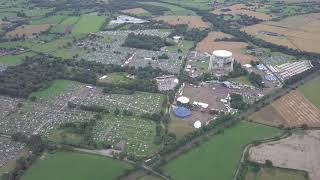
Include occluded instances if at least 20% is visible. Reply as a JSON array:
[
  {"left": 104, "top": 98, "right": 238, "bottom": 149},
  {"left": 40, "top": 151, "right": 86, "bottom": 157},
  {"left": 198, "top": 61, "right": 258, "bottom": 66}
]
[
  {"left": 21, "top": 152, "right": 132, "bottom": 180},
  {"left": 72, "top": 14, "right": 105, "bottom": 37},
  {"left": 298, "top": 76, "right": 320, "bottom": 109},
  {"left": 164, "top": 121, "right": 281, "bottom": 180}
]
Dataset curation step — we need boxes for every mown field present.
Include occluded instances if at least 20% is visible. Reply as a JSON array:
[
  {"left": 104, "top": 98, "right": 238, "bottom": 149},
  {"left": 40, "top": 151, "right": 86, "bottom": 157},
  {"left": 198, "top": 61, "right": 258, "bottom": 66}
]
[
  {"left": 164, "top": 121, "right": 281, "bottom": 180},
  {"left": 30, "top": 80, "right": 73, "bottom": 101},
  {"left": 72, "top": 14, "right": 106, "bottom": 37},
  {"left": 298, "top": 76, "right": 320, "bottom": 109},
  {"left": 22, "top": 152, "right": 132, "bottom": 180},
  {"left": 244, "top": 166, "right": 308, "bottom": 180}
]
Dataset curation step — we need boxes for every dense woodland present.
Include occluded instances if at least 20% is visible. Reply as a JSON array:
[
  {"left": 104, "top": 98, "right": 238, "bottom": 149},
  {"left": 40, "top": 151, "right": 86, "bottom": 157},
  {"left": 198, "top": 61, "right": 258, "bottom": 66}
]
[{"left": 123, "top": 33, "right": 173, "bottom": 51}]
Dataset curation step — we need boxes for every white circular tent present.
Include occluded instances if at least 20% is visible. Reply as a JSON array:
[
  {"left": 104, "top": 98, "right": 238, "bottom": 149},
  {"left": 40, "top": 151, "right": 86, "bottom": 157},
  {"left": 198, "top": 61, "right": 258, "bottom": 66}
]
[
  {"left": 194, "top": 121, "right": 202, "bottom": 129},
  {"left": 177, "top": 96, "right": 190, "bottom": 104}
]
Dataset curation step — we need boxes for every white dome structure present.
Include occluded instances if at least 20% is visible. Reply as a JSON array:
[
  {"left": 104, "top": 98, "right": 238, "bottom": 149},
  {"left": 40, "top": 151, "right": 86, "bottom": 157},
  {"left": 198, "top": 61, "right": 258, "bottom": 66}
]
[
  {"left": 173, "top": 78, "right": 179, "bottom": 84},
  {"left": 194, "top": 121, "right": 202, "bottom": 129},
  {"left": 212, "top": 50, "right": 233, "bottom": 58},
  {"left": 177, "top": 96, "right": 190, "bottom": 104}
]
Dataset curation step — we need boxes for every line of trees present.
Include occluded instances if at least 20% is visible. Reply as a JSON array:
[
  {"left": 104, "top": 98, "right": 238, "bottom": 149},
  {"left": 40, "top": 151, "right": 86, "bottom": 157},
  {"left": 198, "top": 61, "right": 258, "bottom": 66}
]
[{"left": 122, "top": 33, "right": 174, "bottom": 51}]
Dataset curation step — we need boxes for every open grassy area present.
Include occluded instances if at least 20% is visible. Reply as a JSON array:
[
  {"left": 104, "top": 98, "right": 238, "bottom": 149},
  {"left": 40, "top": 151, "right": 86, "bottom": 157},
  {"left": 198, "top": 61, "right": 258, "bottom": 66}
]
[
  {"left": 167, "top": 40, "right": 194, "bottom": 53},
  {"left": 298, "top": 76, "right": 320, "bottom": 109},
  {"left": 244, "top": 166, "right": 308, "bottom": 180},
  {"left": 22, "top": 151, "right": 132, "bottom": 180},
  {"left": 231, "top": 76, "right": 253, "bottom": 86},
  {"left": 72, "top": 14, "right": 105, "bottom": 37},
  {"left": 30, "top": 15, "right": 66, "bottom": 25},
  {"left": 139, "top": 1, "right": 195, "bottom": 16},
  {"left": 168, "top": 114, "right": 194, "bottom": 139},
  {"left": 61, "top": 16, "right": 80, "bottom": 25},
  {"left": 164, "top": 121, "right": 281, "bottom": 180},
  {"left": 0, "top": 52, "right": 36, "bottom": 66},
  {"left": 98, "top": 72, "right": 136, "bottom": 85},
  {"left": 30, "top": 80, "right": 73, "bottom": 100}
]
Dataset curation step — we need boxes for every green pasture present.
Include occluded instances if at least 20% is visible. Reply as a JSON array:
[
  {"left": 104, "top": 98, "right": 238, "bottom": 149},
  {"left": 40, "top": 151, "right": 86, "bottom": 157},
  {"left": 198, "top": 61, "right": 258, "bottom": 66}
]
[
  {"left": 167, "top": 40, "right": 194, "bottom": 53},
  {"left": 139, "top": 1, "right": 196, "bottom": 16},
  {"left": 22, "top": 151, "right": 132, "bottom": 180},
  {"left": 244, "top": 165, "right": 307, "bottom": 180},
  {"left": 72, "top": 14, "right": 105, "bottom": 37},
  {"left": 30, "top": 80, "right": 73, "bottom": 101},
  {"left": 164, "top": 121, "right": 281, "bottom": 180},
  {"left": 168, "top": 114, "right": 194, "bottom": 139},
  {"left": 0, "top": 52, "right": 36, "bottom": 66},
  {"left": 98, "top": 72, "right": 136, "bottom": 85},
  {"left": 61, "top": 16, "right": 80, "bottom": 25},
  {"left": 30, "top": 15, "right": 66, "bottom": 25},
  {"left": 298, "top": 76, "right": 320, "bottom": 109}
]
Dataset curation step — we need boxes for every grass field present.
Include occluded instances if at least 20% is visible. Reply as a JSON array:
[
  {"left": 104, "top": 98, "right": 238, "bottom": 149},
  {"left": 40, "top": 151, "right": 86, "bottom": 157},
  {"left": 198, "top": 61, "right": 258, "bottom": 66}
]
[
  {"left": 61, "top": 16, "right": 80, "bottom": 25},
  {"left": 30, "top": 15, "right": 66, "bottom": 25},
  {"left": 167, "top": 40, "right": 194, "bottom": 53},
  {"left": 244, "top": 166, "right": 307, "bottom": 180},
  {"left": 98, "top": 72, "right": 136, "bottom": 85},
  {"left": 0, "top": 52, "right": 36, "bottom": 66},
  {"left": 139, "top": 1, "right": 195, "bottom": 16},
  {"left": 72, "top": 14, "right": 105, "bottom": 37},
  {"left": 168, "top": 115, "right": 194, "bottom": 139},
  {"left": 298, "top": 77, "right": 320, "bottom": 109},
  {"left": 164, "top": 121, "right": 281, "bottom": 180},
  {"left": 30, "top": 80, "right": 73, "bottom": 100},
  {"left": 22, "top": 152, "right": 132, "bottom": 180}
]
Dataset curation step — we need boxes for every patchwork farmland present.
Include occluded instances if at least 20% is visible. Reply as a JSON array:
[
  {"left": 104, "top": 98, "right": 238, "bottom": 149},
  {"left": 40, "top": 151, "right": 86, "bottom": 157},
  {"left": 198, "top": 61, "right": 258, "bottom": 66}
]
[
  {"left": 242, "top": 13, "right": 320, "bottom": 53},
  {"left": 251, "top": 91, "right": 320, "bottom": 127}
]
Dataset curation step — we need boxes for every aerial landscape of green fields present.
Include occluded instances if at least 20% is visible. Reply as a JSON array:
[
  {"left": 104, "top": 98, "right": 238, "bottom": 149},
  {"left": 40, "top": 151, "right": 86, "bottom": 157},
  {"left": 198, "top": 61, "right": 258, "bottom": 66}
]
[{"left": 0, "top": 0, "right": 320, "bottom": 179}]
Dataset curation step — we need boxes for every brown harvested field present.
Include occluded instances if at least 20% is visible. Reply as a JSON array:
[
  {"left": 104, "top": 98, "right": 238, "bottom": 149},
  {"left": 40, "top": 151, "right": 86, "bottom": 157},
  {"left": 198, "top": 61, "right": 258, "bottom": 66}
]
[
  {"left": 250, "top": 105, "right": 286, "bottom": 127},
  {"left": 212, "top": 3, "right": 273, "bottom": 20},
  {"left": 196, "top": 31, "right": 255, "bottom": 64},
  {"left": 242, "top": 13, "right": 320, "bottom": 53},
  {"left": 6, "top": 24, "right": 51, "bottom": 38},
  {"left": 153, "top": 16, "right": 209, "bottom": 28},
  {"left": 252, "top": 90, "right": 320, "bottom": 127},
  {"left": 121, "top": 8, "right": 149, "bottom": 15},
  {"left": 248, "top": 130, "right": 320, "bottom": 180}
]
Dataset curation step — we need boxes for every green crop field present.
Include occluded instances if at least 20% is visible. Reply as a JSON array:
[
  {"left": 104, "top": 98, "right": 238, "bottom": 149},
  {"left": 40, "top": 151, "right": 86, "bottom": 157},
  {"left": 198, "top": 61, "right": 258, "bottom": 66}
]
[
  {"left": 22, "top": 152, "right": 132, "bottom": 180},
  {"left": 244, "top": 166, "right": 307, "bottom": 180},
  {"left": 30, "top": 80, "right": 73, "bottom": 100},
  {"left": 298, "top": 76, "right": 320, "bottom": 109},
  {"left": 164, "top": 121, "right": 281, "bottom": 180},
  {"left": 72, "top": 14, "right": 105, "bottom": 37}
]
